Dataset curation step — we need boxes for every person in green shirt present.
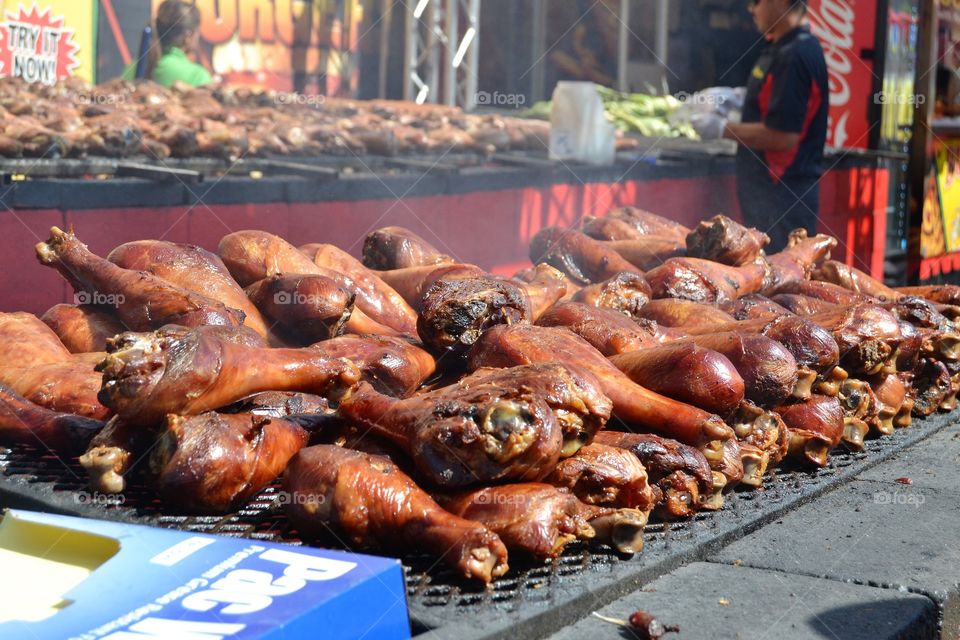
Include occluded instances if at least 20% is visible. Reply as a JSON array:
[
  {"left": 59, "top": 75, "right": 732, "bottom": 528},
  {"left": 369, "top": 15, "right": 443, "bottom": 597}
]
[{"left": 123, "top": 0, "right": 212, "bottom": 87}]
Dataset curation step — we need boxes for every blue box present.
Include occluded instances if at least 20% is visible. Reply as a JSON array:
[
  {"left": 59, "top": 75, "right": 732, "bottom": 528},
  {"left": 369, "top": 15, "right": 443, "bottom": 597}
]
[{"left": 0, "top": 509, "right": 410, "bottom": 640}]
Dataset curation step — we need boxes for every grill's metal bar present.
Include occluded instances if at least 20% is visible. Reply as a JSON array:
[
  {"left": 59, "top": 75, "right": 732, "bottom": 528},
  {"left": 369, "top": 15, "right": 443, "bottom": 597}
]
[{"left": 115, "top": 162, "right": 203, "bottom": 184}]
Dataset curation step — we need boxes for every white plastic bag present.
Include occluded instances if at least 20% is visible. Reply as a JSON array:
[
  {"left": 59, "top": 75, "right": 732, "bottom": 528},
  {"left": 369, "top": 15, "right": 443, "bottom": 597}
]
[
  {"left": 549, "top": 82, "right": 616, "bottom": 166},
  {"left": 669, "top": 86, "right": 745, "bottom": 127}
]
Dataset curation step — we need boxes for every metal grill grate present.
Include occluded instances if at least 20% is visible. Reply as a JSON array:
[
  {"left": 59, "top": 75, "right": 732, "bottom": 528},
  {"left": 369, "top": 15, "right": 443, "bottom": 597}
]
[{"left": 0, "top": 413, "right": 953, "bottom": 639}]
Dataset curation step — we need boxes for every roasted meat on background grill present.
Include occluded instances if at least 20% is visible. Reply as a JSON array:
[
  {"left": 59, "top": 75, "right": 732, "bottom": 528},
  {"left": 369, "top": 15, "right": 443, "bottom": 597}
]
[
  {"left": 283, "top": 445, "right": 510, "bottom": 583},
  {"left": 151, "top": 411, "right": 309, "bottom": 513},
  {"left": 40, "top": 304, "right": 125, "bottom": 353},
  {"left": 812, "top": 259, "right": 900, "bottom": 301},
  {"left": 685, "top": 214, "right": 769, "bottom": 266},
  {"left": 96, "top": 324, "right": 361, "bottom": 425},
  {"left": 37, "top": 227, "right": 245, "bottom": 331},
  {"left": 107, "top": 240, "right": 271, "bottom": 338},
  {"left": 335, "top": 364, "right": 611, "bottom": 486},
  {"left": 0, "top": 382, "right": 102, "bottom": 452},
  {"left": 362, "top": 226, "right": 453, "bottom": 270}
]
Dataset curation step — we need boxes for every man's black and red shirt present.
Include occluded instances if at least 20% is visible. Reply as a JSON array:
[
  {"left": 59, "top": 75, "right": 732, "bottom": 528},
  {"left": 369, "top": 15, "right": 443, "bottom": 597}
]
[{"left": 737, "top": 25, "right": 829, "bottom": 183}]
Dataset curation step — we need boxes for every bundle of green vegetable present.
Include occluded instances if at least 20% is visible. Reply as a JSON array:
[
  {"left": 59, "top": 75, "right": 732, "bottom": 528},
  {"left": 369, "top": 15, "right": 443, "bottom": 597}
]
[{"left": 522, "top": 84, "right": 699, "bottom": 139}]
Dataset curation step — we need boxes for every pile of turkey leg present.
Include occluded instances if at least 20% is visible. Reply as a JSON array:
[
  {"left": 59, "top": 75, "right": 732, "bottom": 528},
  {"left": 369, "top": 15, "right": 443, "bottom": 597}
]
[{"left": 4, "top": 207, "right": 959, "bottom": 584}]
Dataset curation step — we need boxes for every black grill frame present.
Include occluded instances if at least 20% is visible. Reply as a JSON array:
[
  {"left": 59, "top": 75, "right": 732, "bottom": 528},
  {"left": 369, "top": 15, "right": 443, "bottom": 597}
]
[{"left": 0, "top": 412, "right": 954, "bottom": 639}]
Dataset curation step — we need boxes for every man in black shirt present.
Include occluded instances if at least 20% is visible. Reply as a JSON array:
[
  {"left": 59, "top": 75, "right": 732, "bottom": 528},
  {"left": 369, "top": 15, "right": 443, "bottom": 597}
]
[{"left": 693, "top": 0, "right": 829, "bottom": 252}]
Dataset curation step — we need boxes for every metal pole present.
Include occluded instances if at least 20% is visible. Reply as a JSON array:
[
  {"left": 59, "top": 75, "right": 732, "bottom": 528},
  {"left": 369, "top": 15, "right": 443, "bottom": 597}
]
[
  {"left": 443, "top": 0, "right": 458, "bottom": 105},
  {"left": 427, "top": 0, "right": 441, "bottom": 102},
  {"left": 655, "top": 0, "right": 669, "bottom": 90},
  {"left": 403, "top": 1, "right": 415, "bottom": 100},
  {"left": 378, "top": 0, "right": 392, "bottom": 98},
  {"left": 617, "top": 0, "right": 628, "bottom": 91},
  {"left": 464, "top": 0, "right": 480, "bottom": 110},
  {"left": 531, "top": 0, "right": 546, "bottom": 101}
]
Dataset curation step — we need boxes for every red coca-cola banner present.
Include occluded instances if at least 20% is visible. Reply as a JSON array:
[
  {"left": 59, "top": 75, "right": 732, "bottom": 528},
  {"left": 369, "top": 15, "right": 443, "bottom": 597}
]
[{"left": 806, "top": 0, "right": 877, "bottom": 149}]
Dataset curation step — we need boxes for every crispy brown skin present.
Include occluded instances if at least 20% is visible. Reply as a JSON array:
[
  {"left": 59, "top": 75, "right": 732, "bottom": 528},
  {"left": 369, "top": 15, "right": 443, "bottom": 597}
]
[
  {"left": 771, "top": 293, "right": 837, "bottom": 316},
  {"left": 537, "top": 302, "right": 665, "bottom": 355},
  {"left": 512, "top": 264, "right": 568, "bottom": 321},
  {"left": 375, "top": 263, "right": 486, "bottom": 310},
  {"left": 609, "top": 342, "right": 745, "bottom": 416},
  {"left": 309, "top": 334, "right": 436, "bottom": 398},
  {"left": 604, "top": 207, "right": 692, "bottom": 242},
  {"left": 570, "top": 271, "right": 651, "bottom": 317},
  {"left": 96, "top": 324, "right": 361, "bottom": 425},
  {"left": 602, "top": 237, "right": 687, "bottom": 271},
  {"left": 685, "top": 214, "right": 769, "bottom": 266},
  {"left": 303, "top": 242, "right": 420, "bottom": 334},
  {"left": 151, "top": 411, "right": 308, "bottom": 513},
  {"left": 645, "top": 257, "right": 769, "bottom": 303},
  {"left": 107, "top": 240, "right": 270, "bottom": 337},
  {"left": 811, "top": 259, "right": 899, "bottom": 301},
  {"left": 674, "top": 315, "right": 841, "bottom": 373},
  {"left": 592, "top": 430, "right": 713, "bottom": 518},
  {"left": 678, "top": 332, "right": 798, "bottom": 407},
  {"left": 545, "top": 443, "right": 657, "bottom": 513},
  {"left": 41, "top": 304, "right": 124, "bottom": 353},
  {"left": 245, "top": 274, "right": 353, "bottom": 344},
  {"left": 417, "top": 276, "right": 530, "bottom": 354},
  {"left": 336, "top": 364, "right": 611, "bottom": 486},
  {"left": 636, "top": 298, "right": 736, "bottom": 328},
  {"left": 530, "top": 226, "right": 644, "bottom": 284},
  {"left": 763, "top": 230, "right": 837, "bottom": 294},
  {"left": 581, "top": 215, "right": 650, "bottom": 241},
  {"left": 467, "top": 324, "right": 741, "bottom": 490},
  {"left": 775, "top": 394, "right": 844, "bottom": 465},
  {"left": 362, "top": 226, "right": 452, "bottom": 270},
  {"left": 721, "top": 294, "right": 792, "bottom": 320},
  {"left": 219, "top": 230, "right": 419, "bottom": 335},
  {"left": 36, "top": 227, "right": 244, "bottom": 331},
  {"left": 0, "top": 311, "right": 73, "bottom": 365},
  {"left": 284, "top": 445, "right": 509, "bottom": 583},
  {"left": 896, "top": 284, "right": 960, "bottom": 305},
  {"left": 0, "top": 382, "right": 103, "bottom": 452},
  {"left": 439, "top": 483, "right": 594, "bottom": 557}
]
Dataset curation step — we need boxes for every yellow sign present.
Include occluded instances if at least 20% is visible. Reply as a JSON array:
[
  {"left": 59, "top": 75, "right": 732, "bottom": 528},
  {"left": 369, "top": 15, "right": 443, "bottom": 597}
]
[
  {"left": 936, "top": 142, "right": 960, "bottom": 253},
  {"left": 0, "top": 1, "right": 95, "bottom": 83}
]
